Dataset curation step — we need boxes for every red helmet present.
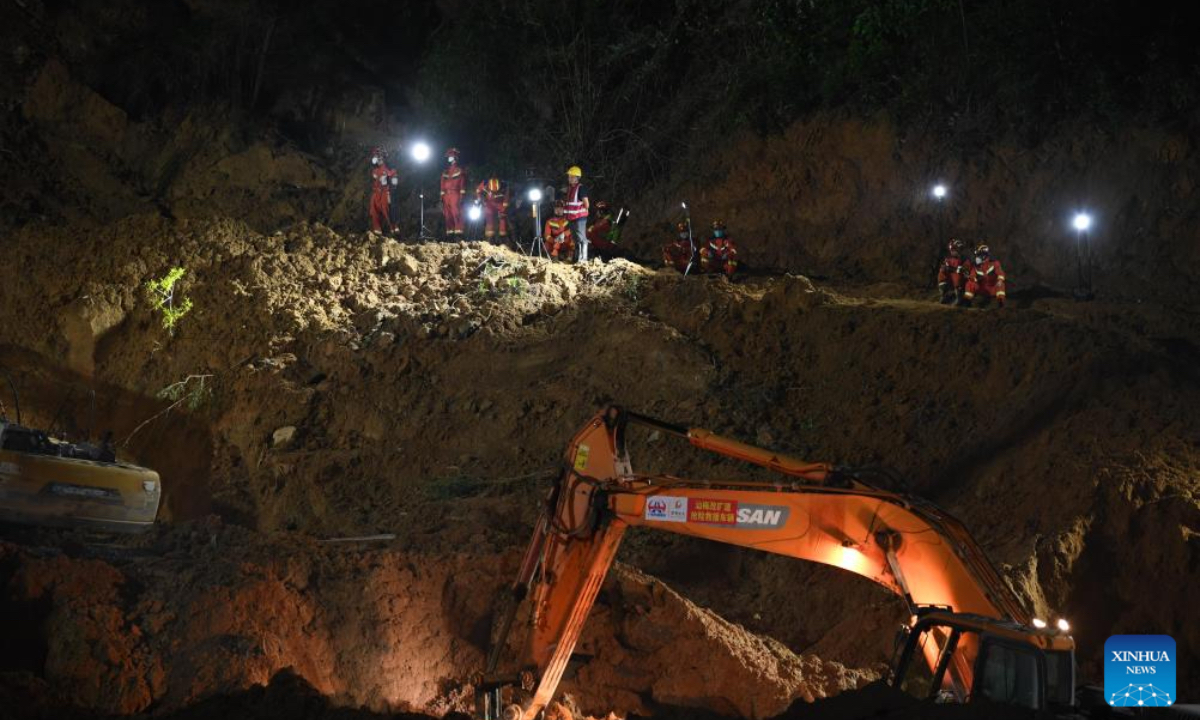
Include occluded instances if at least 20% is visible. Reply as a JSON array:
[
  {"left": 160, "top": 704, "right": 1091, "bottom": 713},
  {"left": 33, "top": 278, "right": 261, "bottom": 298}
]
[
  {"left": 975, "top": 244, "right": 990, "bottom": 258},
  {"left": 711, "top": 219, "right": 727, "bottom": 231},
  {"left": 676, "top": 221, "right": 688, "bottom": 233},
  {"left": 487, "top": 178, "right": 501, "bottom": 192},
  {"left": 595, "top": 200, "right": 610, "bottom": 213},
  {"left": 949, "top": 239, "right": 965, "bottom": 252},
  {"left": 446, "top": 147, "right": 460, "bottom": 158},
  {"left": 553, "top": 200, "right": 565, "bottom": 210}
]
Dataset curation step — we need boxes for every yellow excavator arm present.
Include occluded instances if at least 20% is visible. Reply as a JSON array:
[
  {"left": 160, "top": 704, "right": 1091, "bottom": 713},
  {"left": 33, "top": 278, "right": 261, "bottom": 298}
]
[{"left": 479, "top": 407, "right": 1068, "bottom": 720}]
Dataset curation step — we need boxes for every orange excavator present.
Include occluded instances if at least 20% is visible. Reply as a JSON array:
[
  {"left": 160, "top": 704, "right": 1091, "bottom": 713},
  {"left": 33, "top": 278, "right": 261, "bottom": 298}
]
[{"left": 477, "top": 407, "right": 1079, "bottom": 719}]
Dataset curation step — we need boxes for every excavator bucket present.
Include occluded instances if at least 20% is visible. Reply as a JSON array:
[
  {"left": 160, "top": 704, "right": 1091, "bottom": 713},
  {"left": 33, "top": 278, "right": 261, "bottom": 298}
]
[{"left": 0, "top": 422, "right": 161, "bottom": 533}]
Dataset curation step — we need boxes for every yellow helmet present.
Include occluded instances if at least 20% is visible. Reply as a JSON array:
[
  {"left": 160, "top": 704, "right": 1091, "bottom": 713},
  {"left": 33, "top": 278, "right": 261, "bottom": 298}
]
[{"left": 566, "top": 165, "right": 582, "bottom": 178}]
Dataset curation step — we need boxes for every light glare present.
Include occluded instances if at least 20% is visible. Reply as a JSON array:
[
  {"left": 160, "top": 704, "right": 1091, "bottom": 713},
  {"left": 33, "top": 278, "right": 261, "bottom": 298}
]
[
  {"left": 528, "top": 188, "right": 543, "bottom": 202},
  {"left": 1073, "top": 212, "right": 1092, "bottom": 231},
  {"left": 468, "top": 205, "right": 482, "bottom": 221},
  {"left": 932, "top": 184, "right": 947, "bottom": 199},
  {"left": 411, "top": 142, "right": 431, "bottom": 163},
  {"left": 1056, "top": 618, "right": 1070, "bottom": 632},
  {"left": 1032, "top": 618, "right": 1048, "bottom": 629}
]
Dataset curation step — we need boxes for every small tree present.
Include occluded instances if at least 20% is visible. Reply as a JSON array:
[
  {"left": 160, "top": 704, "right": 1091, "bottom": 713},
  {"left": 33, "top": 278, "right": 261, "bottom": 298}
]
[{"left": 145, "top": 267, "right": 194, "bottom": 332}]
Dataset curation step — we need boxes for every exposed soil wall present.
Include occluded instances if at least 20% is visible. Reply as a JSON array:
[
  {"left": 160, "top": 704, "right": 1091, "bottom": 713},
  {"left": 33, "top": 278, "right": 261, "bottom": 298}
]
[
  {"left": 1, "top": 214, "right": 1197, "bottom": 713},
  {"left": 626, "top": 115, "right": 1200, "bottom": 305}
]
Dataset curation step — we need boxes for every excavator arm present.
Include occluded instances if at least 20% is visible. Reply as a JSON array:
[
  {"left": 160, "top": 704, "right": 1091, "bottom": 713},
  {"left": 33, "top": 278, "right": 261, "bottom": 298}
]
[{"left": 480, "top": 407, "right": 1044, "bottom": 720}]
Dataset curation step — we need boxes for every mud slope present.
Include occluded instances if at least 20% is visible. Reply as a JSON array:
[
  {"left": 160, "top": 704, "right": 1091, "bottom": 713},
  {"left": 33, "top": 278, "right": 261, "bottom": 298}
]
[
  {"left": 0, "top": 523, "right": 869, "bottom": 719},
  {"left": 1, "top": 216, "right": 1198, "bottom": 711},
  {"left": 627, "top": 115, "right": 1200, "bottom": 305}
]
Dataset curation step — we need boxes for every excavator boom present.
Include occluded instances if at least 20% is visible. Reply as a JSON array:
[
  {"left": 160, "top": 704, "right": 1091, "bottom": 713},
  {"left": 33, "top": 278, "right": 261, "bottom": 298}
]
[{"left": 480, "top": 407, "right": 1072, "bottom": 720}]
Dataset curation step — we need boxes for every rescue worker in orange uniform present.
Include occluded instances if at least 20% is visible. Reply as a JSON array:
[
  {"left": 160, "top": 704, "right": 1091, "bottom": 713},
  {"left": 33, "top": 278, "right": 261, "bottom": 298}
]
[
  {"left": 699, "top": 219, "right": 738, "bottom": 277},
  {"left": 586, "top": 201, "right": 618, "bottom": 258},
  {"left": 964, "top": 244, "right": 1007, "bottom": 308},
  {"left": 936, "top": 239, "right": 972, "bottom": 305},
  {"left": 543, "top": 201, "right": 574, "bottom": 260},
  {"left": 663, "top": 221, "right": 693, "bottom": 273},
  {"left": 564, "top": 166, "right": 590, "bottom": 261},
  {"left": 475, "top": 175, "right": 510, "bottom": 242},
  {"left": 440, "top": 148, "right": 467, "bottom": 238},
  {"left": 368, "top": 148, "right": 394, "bottom": 234}
]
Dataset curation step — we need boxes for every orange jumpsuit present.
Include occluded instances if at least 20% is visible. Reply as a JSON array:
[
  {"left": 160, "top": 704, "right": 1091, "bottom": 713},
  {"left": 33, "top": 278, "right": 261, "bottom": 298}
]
[
  {"left": 937, "top": 254, "right": 972, "bottom": 293},
  {"left": 699, "top": 237, "right": 738, "bottom": 277},
  {"left": 663, "top": 238, "right": 692, "bottom": 273},
  {"left": 543, "top": 217, "right": 574, "bottom": 259},
  {"left": 440, "top": 165, "right": 467, "bottom": 235},
  {"left": 587, "top": 214, "right": 616, "bottom": 254},
  {"left": 370, "top": 164, "right": 393, "bottom": 233},
  {"left": 476, "top": 179, "right": 510, "bottom": 239},
  {"left": 965, "top": 259, "right": 1006, "bottom": 305}
]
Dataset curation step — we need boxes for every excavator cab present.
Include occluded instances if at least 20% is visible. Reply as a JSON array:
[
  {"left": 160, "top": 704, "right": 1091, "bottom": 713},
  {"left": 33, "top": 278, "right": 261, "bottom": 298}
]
[{"left": 892, "top": 610, "right": 1076, "bottom": 711}]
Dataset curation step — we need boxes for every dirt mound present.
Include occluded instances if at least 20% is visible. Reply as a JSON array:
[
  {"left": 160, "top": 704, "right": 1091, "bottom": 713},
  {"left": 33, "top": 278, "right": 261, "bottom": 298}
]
[
  {"left": 562, "top": 566, "right": 872, "bottom": 718},
  {"left": 0, "top": 520, "right": 871, "bottom": 719},
  {"left": 3, "top": 59, "right": 338, "bottom": 234},
  {"left": 1, "top": 213, "right": 1198, "bottom": 713},
  {"left": 626, "top": 115, "right": 1200, "bottom": 305}
]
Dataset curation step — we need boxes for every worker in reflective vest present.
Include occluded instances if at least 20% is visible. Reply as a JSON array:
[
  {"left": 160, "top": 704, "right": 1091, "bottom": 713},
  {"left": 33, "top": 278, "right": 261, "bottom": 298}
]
[
  {"left": 564, "top": 165, "right": 590, "bottom": 262},
  {"left": 964, "top": 244, "right": 1007, "bottom": 308},
  {"left": 475, "top": 176, "right": 510, "bottom": 241}
]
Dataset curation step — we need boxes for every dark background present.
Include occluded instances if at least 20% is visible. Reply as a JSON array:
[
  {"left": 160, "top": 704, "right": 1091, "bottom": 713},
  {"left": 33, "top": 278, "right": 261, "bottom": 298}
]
[{"left": 8, "top": 0, "right": 1200, "bottom": 191}]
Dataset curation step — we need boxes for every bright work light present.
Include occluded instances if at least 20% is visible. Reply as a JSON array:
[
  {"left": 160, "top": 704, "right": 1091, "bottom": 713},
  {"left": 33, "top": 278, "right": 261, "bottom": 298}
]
[
  {"left": 411, "top": 142, "right": 431, "bottom": 163},
  {"left": 468, "top": 204, "right": 482, "bottom": 221},
  {"left": 932, "top": 184, "right": 947, "bottom": 199},
  {"left": 1072, "top": 213, "right": 1092, "bottom": 231},
  {"left": 528, "top": 188, "right": 543, "bottom": 202}
]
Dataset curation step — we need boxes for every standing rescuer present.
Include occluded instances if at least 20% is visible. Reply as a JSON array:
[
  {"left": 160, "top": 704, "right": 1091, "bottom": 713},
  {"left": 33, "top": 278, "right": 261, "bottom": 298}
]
[
  {"left": 964, "top": 244, "right": 1007, "bottom": 307},
  {"left": 475, "top": 175, "right": 510, "bottom": 242},
  {"left": 564, "top": 165, "right": 590, "bottom": 262},
  {"left": 543, "top": 200, "right": 574, "bottom": 260},
  {"left": 440, "top": 147, "right": 467, "bottom": 238},
  {"left": 699, "top": 219, "right": 738, "bottom": 277},
  {"left": 937, "top": 239, "right": 971, "bottom": 305},
  {"left": 368, "top": 147, "right": 394, "bottom": 234},
  {"left": 663, "top": 221, "right": 693, "bottom": 273}
]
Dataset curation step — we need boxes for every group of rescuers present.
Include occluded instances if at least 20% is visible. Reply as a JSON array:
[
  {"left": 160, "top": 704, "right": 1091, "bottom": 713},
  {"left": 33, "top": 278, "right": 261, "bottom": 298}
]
[
  {"left": 369, "top": 147, "right": 1006, "bottom": 301},
  {"left": 368, "top": 147, "right": 622, "bottom": 264}
]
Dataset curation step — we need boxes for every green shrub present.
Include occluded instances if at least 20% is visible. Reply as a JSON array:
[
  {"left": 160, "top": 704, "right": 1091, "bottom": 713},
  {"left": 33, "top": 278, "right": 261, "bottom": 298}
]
[{"left": 145, "top": 267, "right": 194, "bottom": 332}]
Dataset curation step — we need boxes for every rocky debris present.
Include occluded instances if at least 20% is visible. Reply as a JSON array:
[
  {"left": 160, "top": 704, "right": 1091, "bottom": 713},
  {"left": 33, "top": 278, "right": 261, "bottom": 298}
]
[{"left": 271, "top": 425, "right": 297, "bottom": 447}]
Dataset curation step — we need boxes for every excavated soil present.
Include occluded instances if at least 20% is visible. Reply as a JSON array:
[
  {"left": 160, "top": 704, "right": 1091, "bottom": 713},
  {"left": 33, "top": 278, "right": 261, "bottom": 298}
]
[{"left": 1, "top": 214, "right": 1198, "bottom": 718}]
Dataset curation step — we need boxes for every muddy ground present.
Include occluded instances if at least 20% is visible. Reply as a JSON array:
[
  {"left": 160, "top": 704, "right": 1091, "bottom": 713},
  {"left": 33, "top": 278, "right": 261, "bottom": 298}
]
[{"left": 1, "top": 212, "right": 1197, "bottom": 718}]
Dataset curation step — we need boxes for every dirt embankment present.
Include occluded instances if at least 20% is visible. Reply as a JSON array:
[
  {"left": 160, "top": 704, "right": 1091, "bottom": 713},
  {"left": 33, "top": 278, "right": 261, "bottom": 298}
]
[
  {"left": 626, "top": 115, "right": 1200, "bottom": 305},
  {"left": 1, "top": 215, "right": 1198, "bottom": 715},
  {"left": 0, "top": 520, "right": 870, "bottom": 719},
  {"left": 1, "top": 57, "right": 345, "bottom": 235}
]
